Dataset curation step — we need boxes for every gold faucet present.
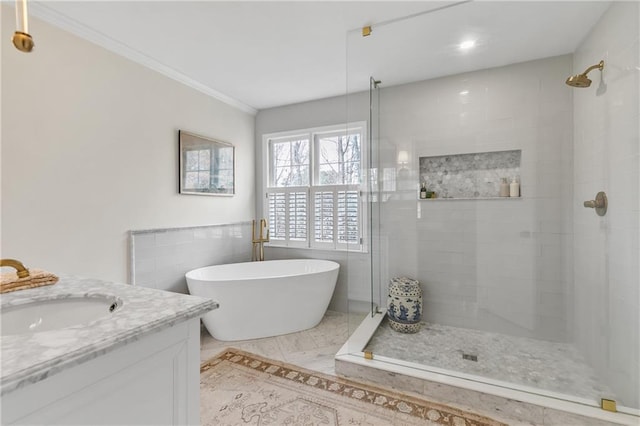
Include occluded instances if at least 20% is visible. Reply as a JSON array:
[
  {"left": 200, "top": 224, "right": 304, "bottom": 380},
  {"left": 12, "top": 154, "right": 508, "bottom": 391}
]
[
  {"left": 251, "top": 219, "right": 270, "bottom": 261},
  {"left": 0, "top": 259, "right": 30, "bottom": 278}
]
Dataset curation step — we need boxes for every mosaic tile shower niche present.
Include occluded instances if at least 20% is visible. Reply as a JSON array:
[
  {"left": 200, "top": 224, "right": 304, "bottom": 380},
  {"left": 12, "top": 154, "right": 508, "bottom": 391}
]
[{"left": 419, "top": 150, "right": 522, "bottom": 199}]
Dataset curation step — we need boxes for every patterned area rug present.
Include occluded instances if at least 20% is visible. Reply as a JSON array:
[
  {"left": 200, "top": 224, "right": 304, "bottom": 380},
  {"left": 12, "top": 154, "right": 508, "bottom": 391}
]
[{"left": 200, "top": 349, "right": 506, "bottom": 426}]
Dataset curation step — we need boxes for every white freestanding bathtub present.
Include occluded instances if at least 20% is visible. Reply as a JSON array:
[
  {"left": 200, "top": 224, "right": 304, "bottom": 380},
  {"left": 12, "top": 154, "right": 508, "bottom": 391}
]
[{"left": 185, "top": 259, "right": 339, "bottom": 341}]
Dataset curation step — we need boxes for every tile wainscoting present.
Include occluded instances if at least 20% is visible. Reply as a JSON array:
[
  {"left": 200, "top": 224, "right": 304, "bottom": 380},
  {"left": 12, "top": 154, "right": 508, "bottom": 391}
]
[{"left": 129, "top": 222, "right": 253, "bottom": 293}]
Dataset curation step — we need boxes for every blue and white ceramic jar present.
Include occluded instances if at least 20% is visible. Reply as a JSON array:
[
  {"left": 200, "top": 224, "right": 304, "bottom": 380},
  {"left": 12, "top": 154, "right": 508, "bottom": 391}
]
[{"left": 387, "top": 277, "right": 422, "bottom": 333}]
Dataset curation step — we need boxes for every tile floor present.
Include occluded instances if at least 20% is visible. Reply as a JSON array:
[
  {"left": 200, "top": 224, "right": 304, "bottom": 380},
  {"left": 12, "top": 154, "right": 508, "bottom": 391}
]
[
  {"left": 200, "top": 310, "right": 354, "bottom": 375},
  {"left": 365, "top": 318, "right": 614, "bottom": 403}
]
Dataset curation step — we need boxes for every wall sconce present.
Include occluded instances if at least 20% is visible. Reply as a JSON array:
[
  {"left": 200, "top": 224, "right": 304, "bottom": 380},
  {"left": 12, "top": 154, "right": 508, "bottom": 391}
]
[
  {"left": 397, "top": 150, "right": 409, "bottom": 169},
  {"left": 12, "top": 0, "right": 34, "bottom": 52}
]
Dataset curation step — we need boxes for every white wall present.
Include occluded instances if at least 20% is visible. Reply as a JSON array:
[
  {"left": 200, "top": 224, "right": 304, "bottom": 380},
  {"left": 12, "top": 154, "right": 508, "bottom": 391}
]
[
  {"left": 572, "top": 2, "right": 639, "bottom": 409},
  {"left": 1, "top": 8, "right": 255, "bottom": 283}
]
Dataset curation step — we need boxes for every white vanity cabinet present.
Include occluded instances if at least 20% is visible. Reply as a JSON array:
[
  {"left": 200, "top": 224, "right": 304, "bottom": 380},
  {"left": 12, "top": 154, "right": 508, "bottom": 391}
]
[
  {"left": 1, "top": 277, "right": 216, "bottom": 426},
  {"left": 3, "top": 318, "right": 201, "bottom": 425}
]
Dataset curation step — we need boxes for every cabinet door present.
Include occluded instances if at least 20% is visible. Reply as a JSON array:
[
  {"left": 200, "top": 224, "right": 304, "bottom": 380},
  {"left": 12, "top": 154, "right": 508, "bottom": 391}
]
[{"left": 3, "top": 319, "right": 201, "bottom": 425}]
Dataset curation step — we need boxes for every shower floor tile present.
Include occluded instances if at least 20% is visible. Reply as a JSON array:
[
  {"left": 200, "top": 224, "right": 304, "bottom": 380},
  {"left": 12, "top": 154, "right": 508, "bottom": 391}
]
[{"left": 365, "top": 319, "right": 614, "bottom": 403}]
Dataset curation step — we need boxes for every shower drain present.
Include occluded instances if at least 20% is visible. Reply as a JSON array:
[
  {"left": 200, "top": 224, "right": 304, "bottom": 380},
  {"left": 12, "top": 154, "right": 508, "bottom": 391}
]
[{"left": 462, "top": 353, "right": 478, "bottom": 362}]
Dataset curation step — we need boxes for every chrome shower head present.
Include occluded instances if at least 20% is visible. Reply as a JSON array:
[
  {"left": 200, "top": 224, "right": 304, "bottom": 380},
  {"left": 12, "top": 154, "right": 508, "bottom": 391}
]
[{"left": 566, "top": 60, "right": 604, "bottom": 88}]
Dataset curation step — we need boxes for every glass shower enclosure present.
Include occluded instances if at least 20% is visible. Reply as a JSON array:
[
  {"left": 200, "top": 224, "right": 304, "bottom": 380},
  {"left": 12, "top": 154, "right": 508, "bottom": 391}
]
[{"left": 342, "top": 0, "right": 639, "bottom": 418}]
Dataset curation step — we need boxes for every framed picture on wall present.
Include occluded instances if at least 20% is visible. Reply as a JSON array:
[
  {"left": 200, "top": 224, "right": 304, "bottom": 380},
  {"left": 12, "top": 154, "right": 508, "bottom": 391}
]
[{"left": 178, "top": 130, "right": 235, "bottom": 196}]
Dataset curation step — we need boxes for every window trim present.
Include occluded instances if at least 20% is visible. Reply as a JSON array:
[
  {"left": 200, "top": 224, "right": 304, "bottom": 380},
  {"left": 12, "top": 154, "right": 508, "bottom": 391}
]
[{"left": 262, "top": 122, "right": 368, "bottom": 252}]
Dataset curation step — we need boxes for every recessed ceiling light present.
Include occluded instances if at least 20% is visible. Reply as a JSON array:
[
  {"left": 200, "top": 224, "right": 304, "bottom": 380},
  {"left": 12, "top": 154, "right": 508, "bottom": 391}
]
[
  {"left": 459, "top": 90, "right": 469, "bottom": 95},
  {"left": 459, "top": 40, "right": 476, "bottom": 50}
]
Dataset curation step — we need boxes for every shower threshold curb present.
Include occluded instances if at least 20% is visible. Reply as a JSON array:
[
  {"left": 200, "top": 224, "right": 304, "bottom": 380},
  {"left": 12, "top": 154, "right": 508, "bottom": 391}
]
[{"left": 335, "top": 312, "right": 639, "bottom": 426}]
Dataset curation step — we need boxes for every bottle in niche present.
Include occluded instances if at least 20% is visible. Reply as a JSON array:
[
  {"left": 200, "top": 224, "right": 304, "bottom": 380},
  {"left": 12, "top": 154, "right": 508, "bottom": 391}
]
[
  {"left": 499, "top": 177, "right": 510, "bottom": 197},
  {"left": 510, "top": 177, "right": 520, "bottom": 197},
  {"left": 420, "top": 183, "right": 427, "bottom": 199}
]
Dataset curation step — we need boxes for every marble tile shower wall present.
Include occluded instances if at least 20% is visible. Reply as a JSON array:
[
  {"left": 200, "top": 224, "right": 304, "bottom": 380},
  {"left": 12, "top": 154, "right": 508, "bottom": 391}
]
[
  {"left": 572, "top": 1, "right": 639, "bottom": 409},
  {"left": 130, "top": 222, "right": 252, "bottom": 293},
  {"left": 419, "top": 150, "right": 521, "bottom": 198},
  {"left": 378, "top": 54, "right": 574, "bottom": 342}
]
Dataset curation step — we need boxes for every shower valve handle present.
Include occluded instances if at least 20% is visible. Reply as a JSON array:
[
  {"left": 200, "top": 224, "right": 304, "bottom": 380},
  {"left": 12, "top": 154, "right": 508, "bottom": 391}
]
[{"left": 583, "top": 191, "right": 607, "bottom": 216}]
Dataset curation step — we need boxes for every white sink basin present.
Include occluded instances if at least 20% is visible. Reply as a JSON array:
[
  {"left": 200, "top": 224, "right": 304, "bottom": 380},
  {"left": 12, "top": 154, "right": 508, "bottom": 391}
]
[{"left": 1, "top": 296, "right": 121, "bottom": 336}]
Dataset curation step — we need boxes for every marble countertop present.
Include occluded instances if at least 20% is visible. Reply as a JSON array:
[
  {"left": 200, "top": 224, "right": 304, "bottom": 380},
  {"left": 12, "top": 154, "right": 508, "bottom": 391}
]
[{"left": 0, "top": 276, "right": 217, "bottom": 396}]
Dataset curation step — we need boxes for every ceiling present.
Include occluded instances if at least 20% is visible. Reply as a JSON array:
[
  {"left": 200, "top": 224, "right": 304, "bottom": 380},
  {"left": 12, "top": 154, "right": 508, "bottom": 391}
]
[{"left": 29, "top": 1, "right": 611, "bottom": 113}]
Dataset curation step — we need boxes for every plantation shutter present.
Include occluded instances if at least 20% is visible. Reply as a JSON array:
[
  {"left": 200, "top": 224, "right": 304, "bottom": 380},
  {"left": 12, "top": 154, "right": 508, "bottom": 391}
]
[
  {"left": 313, "top": 190, "right": 335, "bottom": 246},
  {"left": 288, "top": 191, "right": 308, "bottom": 241},
  {"left": 267, "top": 192, "right": 286, "bottom": 241},
  {"left": 267, "top": 188, "right": 308, "bottom": 247},
  {"left": 337, "top": 189, "right": 360, "bottom": 247}
]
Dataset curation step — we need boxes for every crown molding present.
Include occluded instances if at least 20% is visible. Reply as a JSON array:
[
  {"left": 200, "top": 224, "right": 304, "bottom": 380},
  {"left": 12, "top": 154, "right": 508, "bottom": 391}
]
[{"left": 28, "top": 2, "right": 258, "bottom": 115}]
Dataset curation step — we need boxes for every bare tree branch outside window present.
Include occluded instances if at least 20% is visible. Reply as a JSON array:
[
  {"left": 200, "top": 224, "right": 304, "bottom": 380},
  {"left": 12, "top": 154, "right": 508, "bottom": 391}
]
[
  {"left": 318, "top": 133, "right": 361, "bottom": 185},
  {"left": 272, "top": 139, "right": 309, "bottom": 187}
]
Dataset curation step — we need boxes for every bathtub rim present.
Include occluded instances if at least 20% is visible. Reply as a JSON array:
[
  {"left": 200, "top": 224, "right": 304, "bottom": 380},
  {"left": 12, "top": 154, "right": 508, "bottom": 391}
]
[{"left": 185, "top": 258, "right": 340, "bottom": 282}]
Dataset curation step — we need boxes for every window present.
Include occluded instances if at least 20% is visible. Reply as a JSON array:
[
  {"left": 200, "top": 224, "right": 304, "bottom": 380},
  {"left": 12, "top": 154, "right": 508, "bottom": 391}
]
[{"left": 263, "top": 122, "right": 366, "bottom": 251}]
